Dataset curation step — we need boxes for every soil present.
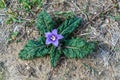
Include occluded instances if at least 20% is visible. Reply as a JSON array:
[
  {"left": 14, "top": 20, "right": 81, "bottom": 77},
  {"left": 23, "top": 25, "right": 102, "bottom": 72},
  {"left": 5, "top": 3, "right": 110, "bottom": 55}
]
[{"left": 0, "top": 0, "right": 120, "bottom": 80}]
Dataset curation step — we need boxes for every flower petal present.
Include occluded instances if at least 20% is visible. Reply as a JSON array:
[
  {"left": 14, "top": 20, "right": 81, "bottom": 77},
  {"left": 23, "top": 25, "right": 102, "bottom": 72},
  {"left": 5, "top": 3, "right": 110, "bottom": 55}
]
[
  {"left": 45, "top": 32, "right": 51, "bottom": 38},
  {"left": 57, "top": 34, "right": 64, "bottom": 39},
  {"left": 52, "top": 40, "right": 59, "bottom": 47},
  {"left": 52, "top": 29, "right": 57, "bottom": 34},
  {"left": 46, "top": 38, "right": 52, "bottom": 45}
]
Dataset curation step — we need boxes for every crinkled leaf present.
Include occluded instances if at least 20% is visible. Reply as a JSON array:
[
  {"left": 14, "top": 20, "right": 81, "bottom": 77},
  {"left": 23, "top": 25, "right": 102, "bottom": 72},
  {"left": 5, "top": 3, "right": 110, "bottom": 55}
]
[
  {"left": 58, "top": 17, "right": 82, "bottom": 38},
  {"left": 63, "top": 38, "right": 95, "bottom": 58},
  {"left": 19, "top": 37, "right": 49, "bottom": 60},
  {"left": 50, "top": 47, "right": 61, "bottom": 67},
  {"left": 36, "top": 10, "right": 54, "bottom": 34}
]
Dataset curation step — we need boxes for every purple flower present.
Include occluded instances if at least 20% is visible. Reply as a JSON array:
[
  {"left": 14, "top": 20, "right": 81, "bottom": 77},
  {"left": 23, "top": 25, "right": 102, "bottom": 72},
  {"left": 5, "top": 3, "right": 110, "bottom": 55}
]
[{"left": 45, "top": 29, "right": 63, "bottom": 47}]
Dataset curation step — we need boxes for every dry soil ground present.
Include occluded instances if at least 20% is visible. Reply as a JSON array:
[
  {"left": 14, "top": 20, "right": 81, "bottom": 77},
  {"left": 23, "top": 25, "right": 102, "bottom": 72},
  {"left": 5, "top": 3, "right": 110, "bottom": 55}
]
[{"left": 0, "top": 0, "right": 120, "bottom": 80}]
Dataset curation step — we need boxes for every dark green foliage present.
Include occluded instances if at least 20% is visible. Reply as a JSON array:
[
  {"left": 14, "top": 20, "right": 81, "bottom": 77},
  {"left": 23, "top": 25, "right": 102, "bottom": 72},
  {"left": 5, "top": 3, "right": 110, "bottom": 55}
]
[
  {"left": 19, "top": 37, "right": 49, "bottom": 60},
  {"left": 36, "top": 10, "right": 54, "bottom": 35},
  {"left": 63, "top": 38, "right": 95, "bottom": 58},
  {"left": 58, "top": 17, "right": 82, "bottom": 38},
  {"left": 50, "top": 47, "right": 61, "bottom": 67},
  {"left": 19, "top": 10, "right": 96, "bottom": 67}
]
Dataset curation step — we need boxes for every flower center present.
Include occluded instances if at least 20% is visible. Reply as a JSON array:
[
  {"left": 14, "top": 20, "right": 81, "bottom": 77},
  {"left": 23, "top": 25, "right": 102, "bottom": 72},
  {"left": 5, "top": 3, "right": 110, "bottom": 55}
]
[{"left": 50, "top": 35, "right": 56, "bottom": 41}]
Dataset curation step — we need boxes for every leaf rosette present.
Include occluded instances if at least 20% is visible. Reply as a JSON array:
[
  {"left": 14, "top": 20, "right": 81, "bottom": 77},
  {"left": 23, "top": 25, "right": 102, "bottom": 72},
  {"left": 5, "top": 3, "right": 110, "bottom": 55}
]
[{"left": 19, "top": 10, "right": 96, "bottom": 67}]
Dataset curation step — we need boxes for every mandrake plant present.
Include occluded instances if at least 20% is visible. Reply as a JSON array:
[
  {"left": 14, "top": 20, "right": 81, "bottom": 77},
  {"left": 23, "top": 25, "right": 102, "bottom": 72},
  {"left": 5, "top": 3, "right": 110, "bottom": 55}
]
[{"left": 19, "top": 10, "right": 96, "bottom": 67}]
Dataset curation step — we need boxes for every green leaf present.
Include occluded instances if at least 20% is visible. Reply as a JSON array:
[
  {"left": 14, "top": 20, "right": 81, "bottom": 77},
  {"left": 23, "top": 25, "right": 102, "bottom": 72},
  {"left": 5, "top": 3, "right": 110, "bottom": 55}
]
[
  {"left": 63, "top": 38, "right": 95, "bottom": 58},
  {"left": 50, "top": 47, "right": 61, "bottom": 67},
  {"left": 19, "top": 37, "right": 49, "bottom": 60},
  {"left": 18, "top": 0, "right": 24, "bottom": 3},
  {"left": 0, "top": 0, "right": 5, "bottom": 9},
  {"left": 36, "top": 10, "right": 54, "bottom": 34},
  {"left": 58, "top": 17, "right": 82, "bottom": 38},
  {"left": 18, "top": 0, "right": 43, "bottom": 11}
]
